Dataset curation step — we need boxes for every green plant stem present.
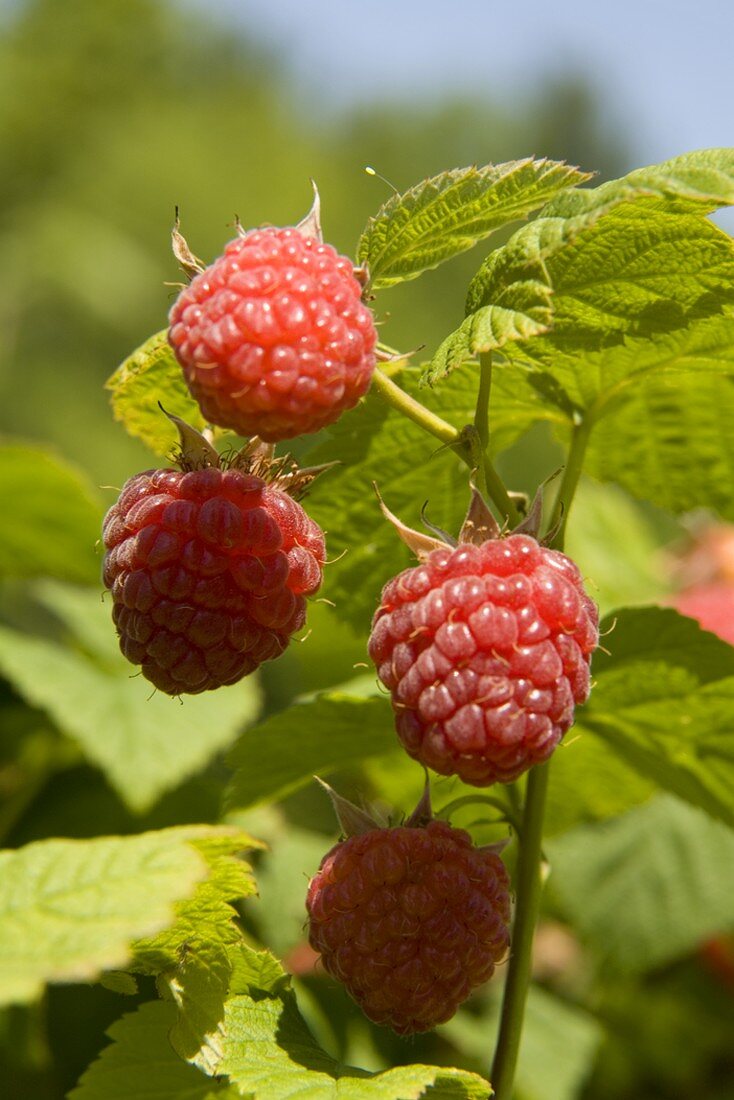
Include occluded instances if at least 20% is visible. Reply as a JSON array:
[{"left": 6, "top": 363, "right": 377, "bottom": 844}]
[
  {"left": 436, "top": 793, "right": 522, "bottom": 835},
  {"left": 371, "top": 367, "right": 459, "bottom": 446},
  {"left": 480, "top": 452, "right": 521, "bottom": 527},
  {"left": 550, "top": 413, "right": 593, "bottom": 548},
  {"left": 490, "top": 763, "right": 550, "bottom": 1100},
  {"left": 474, "top": 352, "right": 493, "bottom": 449},
  {"left": 490, "top": 414, "right": 592, "bottom": 1097},
  {"left": 471, "top": 352, "right": 522, "bottom": 526},
  {"left": 372, "top": 366, "right": 521, "bottom": 525}
]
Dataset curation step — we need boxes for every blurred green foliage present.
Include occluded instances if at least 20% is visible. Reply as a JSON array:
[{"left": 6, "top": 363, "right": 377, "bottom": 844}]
[{"left": 0, "top": 0, "right": 625, "bottom": 487}]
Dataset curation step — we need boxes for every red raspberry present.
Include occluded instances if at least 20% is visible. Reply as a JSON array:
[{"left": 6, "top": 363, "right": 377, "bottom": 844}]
[
  {"left": 674, "top": 582, "right": 734, "bottom": 646},
  {"left": 168, "top": 228, "right": 377, "bottom": 441},
  {"left": 306, "top": 819, "right": 510, "bottom": 1034},
  {"left": 102, "top": 465, "right": 325, "bottom": 694},
  {"left": 368, "top": 534, "right": 599, "bottom": 785}
]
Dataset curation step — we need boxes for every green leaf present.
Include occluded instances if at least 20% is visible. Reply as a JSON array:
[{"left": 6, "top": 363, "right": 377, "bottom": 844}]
[
  {"left": 452, "top": 152, "right": 734, "bottom": 401},
  {"left": 0, "top": 826, "right": 229, "bottom": 1007},
  {"left": 487, "top": 316, "right": 734, "bottom": 520},
  {"left": 471, "top": 203, "right": 734, "bottom": 342},
  {"left": 425, "top": 299, "right": 552, "bottom": 386},
  {"left": 218, "top": 990, "right": 490, "bottom": 1098},
  {"left": 578, "top": 606, "right": 734, "bottom": 827},
  {"left": 563, "top": 478, "right": 672, "bottom": 616},
  {"left": 508, "top": 310, "right": 734, "bottom": 416},
  {"left": 542, "top": 147, "right": 734, "bottom": 219},
  {"left": 70, "top": 1000, "right": 238, "bottom": 1100},
  {"left": 132, "top": 831, "right": 261, "bottom": 1074},
  {"left": 358, "top": 159, "right": 590, "bottom": 289},
  {"left": 0, "top": 586, "right": 262, "bottom": 812},
  {"left": 549, "top": 795, "right": 734, "bottom": 973},
  {"left": 544, "top": 731, "right": 655, "bottom": 838},
  {"left": 0, "top": 443, "right": 102, "bottom": 584},
  {"left": 304, "top": 365, "right": 476, "bottom": 631},
  {"left": 106, "top": 330, "right": 211, "bottom": 458},
  {"left": 225, "top": 691, "right": 395, "bottom": 811},
  {"left": 100, "top": 970, "right": 139, "bottom": 995},
  {"left": 131, "top": 831, "right": 260, "bottom": 975},
  {"left": 583, "top": 369, "right": 734, "bottom": 520}
]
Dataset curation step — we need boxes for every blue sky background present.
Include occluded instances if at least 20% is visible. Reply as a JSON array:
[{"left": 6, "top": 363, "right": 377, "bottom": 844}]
[{"left": 198, "top": 0, "right": 733, "bottom": 221}]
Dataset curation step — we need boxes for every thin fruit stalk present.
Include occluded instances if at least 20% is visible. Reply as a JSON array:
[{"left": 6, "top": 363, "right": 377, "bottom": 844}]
[{"left": 491, "top": 431, "right": 593, "bottom": 1099}]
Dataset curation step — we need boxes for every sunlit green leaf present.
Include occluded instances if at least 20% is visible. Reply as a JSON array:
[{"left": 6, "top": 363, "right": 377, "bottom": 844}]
[
  {"left": 543, "top": 147, "right": 734, "bottom": 219},
  {"left": 425, "top": 299, "right": 551, "bottom": 386},
  {"left": 358, "top": 159, "right": 590, "bottom": 289},
  {"left": 106, "top": 330, "right": 212, "bottom": 458},
  {"left": 69, "top": 1000, "right": 238, "bottom": 1100},
  {"left": 0, "top": 826, "right": 225, "bottom": 1006},
  {"left": 218, "top": 990, "right": 491, "bottom": 1098},
  {"left": 133, "top": 832, "right": 262, "bottom": 1074}
]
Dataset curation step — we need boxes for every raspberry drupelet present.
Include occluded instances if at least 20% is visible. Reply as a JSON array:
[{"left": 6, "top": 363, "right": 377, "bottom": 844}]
[
  {"left": 368, "top": 494, "right": 599, "bottom": 786},
  {"left": 102, "top": 443, "right": 325, "bottom": 695},
  {"left": 307, "top": 818, "right": 511, "bottom": 1035},
  {"left": 168, "top": 219, "right": 377, "bottom": 442}
]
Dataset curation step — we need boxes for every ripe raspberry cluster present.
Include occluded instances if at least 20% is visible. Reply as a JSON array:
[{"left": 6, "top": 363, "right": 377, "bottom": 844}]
[
  {"left": 102, "top": 464, "right": 325, "bottom": 694},
  {"left": 369, "top": 533, "right": 599, "bottom": 785},
  {"left": 168, "top": 228, "right": 377, "bottom": 441},
  {"left": 306, "top": 819, "right": 510, "bottom": 1035}
]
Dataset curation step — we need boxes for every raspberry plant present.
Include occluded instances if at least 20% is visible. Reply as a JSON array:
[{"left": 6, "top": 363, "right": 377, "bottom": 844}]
[{"left": 3, "top": 149, "right": 734, "bottom": 1099}]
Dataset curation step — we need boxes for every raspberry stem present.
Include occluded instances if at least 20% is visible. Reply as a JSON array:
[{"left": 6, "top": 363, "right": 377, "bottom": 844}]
[
  {"left": 435, "top": 792, "right": 522, "bottom": 835},
  {"left": 491, "top": 415, "right": 591, "bottom": 1097},
  {"left": 473, "top": 352, "right": 493, "bottom": 451},
  {"left": 550, "top": 413, "right": 594, "bottom": 547},
  {"left": 490, "top": 762, "right": 550, "bottom": 1100},
  {"left": 371, "top": 367, "right": 521, "bottom": 525},
  {"left": 372, "top": 366, "right": 460, "bottom": 446}
]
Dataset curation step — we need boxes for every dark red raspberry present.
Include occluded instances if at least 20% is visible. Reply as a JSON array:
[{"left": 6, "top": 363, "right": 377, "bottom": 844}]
[
  {"left": 368, "top": 534, "right": 599, "bottom": 785},
  {"left": 307, "top": 819, "right": 510, "bottom": 1034},
  {"left": 102, "top": 466, "right": 325, "bottom": 694},
  {"left": 168, "top": 228, "right": 377, "bottom": 441}
]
